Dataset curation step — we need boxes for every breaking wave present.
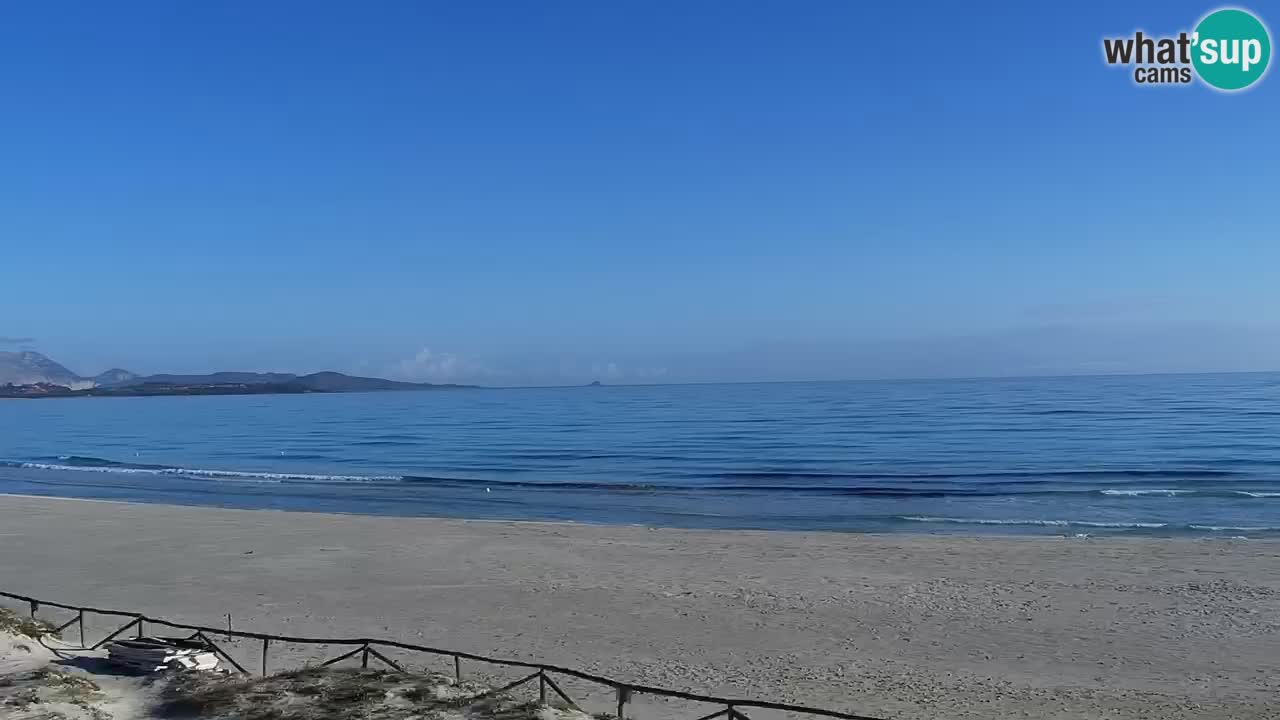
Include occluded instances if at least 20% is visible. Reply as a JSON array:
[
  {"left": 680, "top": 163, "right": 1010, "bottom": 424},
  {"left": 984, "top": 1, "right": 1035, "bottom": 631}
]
[
  {"left": 899, "top": 516, "right": 1169, "bottom": 529},
  {"left": 1100, "top": 489, "right": 1194, "bottom": 496},
  {"left": 2, "top": 457, "right": 1278, "bottom": 499},
  {"left": 5, "top": 458, "right": 399, "bottom": 484},
  {"left": 3, "top": 452, "right": 1278, "bottom": 535}
]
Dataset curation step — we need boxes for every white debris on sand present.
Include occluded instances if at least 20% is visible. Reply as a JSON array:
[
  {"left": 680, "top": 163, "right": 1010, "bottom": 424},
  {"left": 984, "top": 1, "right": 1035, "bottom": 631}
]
[{"left": 106, "top": 637, "right": 220, "bottom": 674}]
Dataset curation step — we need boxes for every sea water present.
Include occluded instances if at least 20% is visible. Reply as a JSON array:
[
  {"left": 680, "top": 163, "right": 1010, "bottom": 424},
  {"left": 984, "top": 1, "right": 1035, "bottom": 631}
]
[{"left": 2, "top": 373, "right": 1279, "bottom": 536}]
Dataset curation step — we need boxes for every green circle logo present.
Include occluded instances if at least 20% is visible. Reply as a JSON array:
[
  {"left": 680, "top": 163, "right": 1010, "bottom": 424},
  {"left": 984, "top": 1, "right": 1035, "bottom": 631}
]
[{"left": 1192, "top": 8, "right": 1271, "bottom": 90}]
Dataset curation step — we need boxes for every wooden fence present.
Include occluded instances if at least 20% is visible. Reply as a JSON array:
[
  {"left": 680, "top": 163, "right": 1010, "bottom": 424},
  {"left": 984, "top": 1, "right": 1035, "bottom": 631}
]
[{"left": 1, "top": 589, "right": 886, "bottom": 720}]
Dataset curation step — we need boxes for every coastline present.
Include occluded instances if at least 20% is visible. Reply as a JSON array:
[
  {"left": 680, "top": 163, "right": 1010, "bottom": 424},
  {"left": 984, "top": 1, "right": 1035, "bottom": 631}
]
[
  {"left": 6, "top": 463, "right": 1278, "bottom": 537},
  {"left": 0, "top": 490, "right": 1274, "bottom": 537},
  {"left": 1, "top": 495, "right": 1276, "bottom": 719}
]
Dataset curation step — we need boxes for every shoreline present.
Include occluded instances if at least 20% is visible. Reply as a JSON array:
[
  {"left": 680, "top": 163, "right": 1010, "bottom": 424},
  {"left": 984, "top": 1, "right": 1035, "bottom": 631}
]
[
  {"left": 2, "top": 491, "right": 1275, "bottom": 541},
  {"left": 2, "top": 485, "right": 1276, "bottom": 539},
  {"left": 2, "top": 495, "right": 1277, "bottom": 719}
]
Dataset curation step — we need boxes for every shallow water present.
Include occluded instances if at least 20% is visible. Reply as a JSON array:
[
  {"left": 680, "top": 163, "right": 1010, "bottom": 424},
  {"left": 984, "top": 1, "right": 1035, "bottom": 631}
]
[{"left": 2, "top": 373, "right": 1279, "bottom": 536}]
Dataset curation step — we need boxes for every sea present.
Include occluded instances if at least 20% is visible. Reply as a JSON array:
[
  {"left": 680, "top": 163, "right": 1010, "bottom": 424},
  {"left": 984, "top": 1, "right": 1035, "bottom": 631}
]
[{"left": 2, "top": 373, "right": 1279, "bottom": 537}]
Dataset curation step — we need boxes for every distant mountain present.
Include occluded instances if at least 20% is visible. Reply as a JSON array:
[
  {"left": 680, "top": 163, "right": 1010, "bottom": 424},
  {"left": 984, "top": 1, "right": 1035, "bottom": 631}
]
[
  {"left": 93, "top": 368, "right": 139, "bottom": 386},
  {"left": 0, "top": 351, "right": 472, "bottom": 398},
  {"left": 127, "top": 372, "right": 299, "bottom": 386},
  {"left": 123, "top": 371, "right": 459, "bottom": 392},
  {"left": 1, "top": 381, "right": 314, "bottom": 399},
  {"left": 292, "top": 371, "right": 448, "bottom": 392},
  {"left": 118, "top": 371, "right": 451, "bottom": 391},
  {"left": 0, "top": 351, "right": 95, "bottom": 390}
]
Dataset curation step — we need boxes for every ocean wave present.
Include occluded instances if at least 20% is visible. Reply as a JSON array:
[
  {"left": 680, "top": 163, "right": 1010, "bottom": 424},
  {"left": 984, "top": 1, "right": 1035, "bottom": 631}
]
[
  {"left": 5, "top": 457, "right": 1278, "bottom": 500},
  {"left": 401, "top": 475, "right": 660, "bottom": 491},
  {"left": 901, "top": 516, "right": 1280, "bottom": 533},
  {"left": 55, "top": 455, "right": 171, "bottom": 470},
  {"left": 1097, "top": 489, "right": 1280, "bottom": 499},
  {"left": 1188, "top": 524, "right": 1280, "bottom": 531},
  {"left": 22, "top": 461, "right": 164, "bottom": 475},
  {"left": 1100, "top": 489, "right": 1194, "bottom": 496},
  {"left": 179, "top": 468, "right": 402, "bottom": 483},
  {"left": 404, "top": 476, "right": 1046, "bottom": 495},
  {"left": 700, "top": 468, "right": 1245, "bottom": 482},
  {"left": 3, "top": 460, "right": 399, "bottom": 484},
  {"left": 57, "top": 455, "right": 127, "bottom": 466},
  {"left": 899, "top": 516, "right": 1168, "bottom": 529}
]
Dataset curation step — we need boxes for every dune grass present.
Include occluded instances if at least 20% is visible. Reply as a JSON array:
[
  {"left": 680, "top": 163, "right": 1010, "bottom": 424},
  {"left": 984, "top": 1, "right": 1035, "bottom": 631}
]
[
  {"left": 1, "top": 666, "right": 110, "bottom": 720},
  {"left": 153, "top": 667, "right": 588, "bottom": 720},
  {"left": 0, "top": 607, "right": 59, "bottom": 640}
]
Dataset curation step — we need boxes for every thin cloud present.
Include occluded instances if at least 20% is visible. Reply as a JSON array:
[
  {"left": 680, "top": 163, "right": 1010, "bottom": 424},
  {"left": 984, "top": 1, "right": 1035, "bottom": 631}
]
[
  {"left": 396, "top": 348, "right": 463, "bottom": 382},
  {"left": 392, "top": 347, "right": 504, "bottom": 383},
  {"left": 583, "top": 361, "right": 669, "bottom": 382},
  {"left": 591, "top": 362, "right": 624, "bottom": 381},
  {"left": 0, "top": 336, "right": 36, "bottom": 345}
]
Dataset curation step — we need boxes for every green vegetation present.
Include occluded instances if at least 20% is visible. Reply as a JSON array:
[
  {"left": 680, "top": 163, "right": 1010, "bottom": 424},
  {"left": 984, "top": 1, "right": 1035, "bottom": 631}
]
[
  {"left": 0, "top": 607, "right": 59, "bottom": 639},
  {"left": 155, "top": 667, "right": 580, "bottom": 720},
  {"left": 0, "top": 667, "right": 109, "bottom": 720}
]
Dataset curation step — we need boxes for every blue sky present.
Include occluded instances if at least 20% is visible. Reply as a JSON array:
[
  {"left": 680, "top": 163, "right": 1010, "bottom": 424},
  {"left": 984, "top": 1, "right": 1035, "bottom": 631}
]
[{"left": 2, "top": 1, "right": 1277, "bottom": 384}]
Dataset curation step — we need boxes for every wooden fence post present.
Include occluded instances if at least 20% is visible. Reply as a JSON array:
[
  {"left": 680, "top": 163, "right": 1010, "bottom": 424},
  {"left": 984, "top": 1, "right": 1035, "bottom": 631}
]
[
  {"left": 0, "top": 589, "right": 891, "bottom": 720},
  {"left": 616, "top": 685, "right": 631, "bottom": 720},
  {"left": 539, "top": 673, "right": 583, "bottom": 712}
]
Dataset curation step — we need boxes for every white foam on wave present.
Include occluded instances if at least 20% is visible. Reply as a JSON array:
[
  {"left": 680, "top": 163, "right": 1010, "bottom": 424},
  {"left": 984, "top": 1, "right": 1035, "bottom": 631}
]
[
  {"left": 1100, "top": 488, "right": 1280, "bottom": 498},
  {"left": 1188, "top": 524, "right": 1280, "bottom": 532},
  {"left": 14, "top": 462, "right": 399, "bottom": 484},
  {"left": 900, "top": 516, "right": 1167, "bottom": 529},
  {"left": 20, "top": 462, "right": 163, "bottom": 474},
  {"left": 179, "top": 468, "right": 401, "bottom": 483}
]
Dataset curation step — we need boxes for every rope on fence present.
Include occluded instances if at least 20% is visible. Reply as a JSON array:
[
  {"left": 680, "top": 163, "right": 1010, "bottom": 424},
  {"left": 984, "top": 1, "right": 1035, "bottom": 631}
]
[{"left": 0, "top": 589, "right": 888, "bottom": 720}]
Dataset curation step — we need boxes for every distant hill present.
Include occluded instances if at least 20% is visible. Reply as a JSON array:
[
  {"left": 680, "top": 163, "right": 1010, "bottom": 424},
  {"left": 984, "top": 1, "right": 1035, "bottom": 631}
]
[
  {"left": 292, "top": 371, "right": 457, "bottom": 392},
  {"left": 117, "top": 371, "right": 456, "bottom": 392},
  {"left": 128, "top": 372, "right": 300, "bottom": 386},
  {"left": 0, "top": 350, "right": 472, "bottom": 399},
  {"left": 93, "top": 368, "right": 139, "bottom": 386},
  {"left": 0, "top": 351, "right": 95, "bottom": 390}
]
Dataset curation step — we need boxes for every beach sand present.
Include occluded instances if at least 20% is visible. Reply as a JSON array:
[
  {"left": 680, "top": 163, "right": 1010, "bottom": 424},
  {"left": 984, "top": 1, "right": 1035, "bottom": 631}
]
[{"left": 1, "top": 495, "right": 1277, "bottom": 719}]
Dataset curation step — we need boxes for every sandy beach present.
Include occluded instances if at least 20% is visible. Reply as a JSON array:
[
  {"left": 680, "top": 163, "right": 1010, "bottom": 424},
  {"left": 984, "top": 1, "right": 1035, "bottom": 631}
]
[{"left": 1, "top": 495, "right": 1277, "bottom": 719}]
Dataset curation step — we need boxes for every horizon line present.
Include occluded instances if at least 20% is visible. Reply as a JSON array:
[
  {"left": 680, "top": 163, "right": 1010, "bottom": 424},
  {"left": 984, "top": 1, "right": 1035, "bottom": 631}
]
[{"left": 484, "top": 368, "right": 1280, "bottom": 390}]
